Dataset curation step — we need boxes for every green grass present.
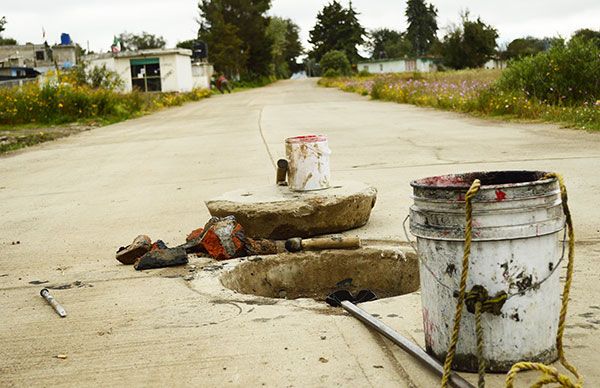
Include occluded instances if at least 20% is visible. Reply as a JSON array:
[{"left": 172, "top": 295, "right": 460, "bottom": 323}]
[{"left": 319, "top": 69, "right": 600, "bottom": 131}]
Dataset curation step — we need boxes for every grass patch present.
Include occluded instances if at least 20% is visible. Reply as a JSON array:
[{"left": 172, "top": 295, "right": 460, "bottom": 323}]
[
  {"left": 0, "top": 80, "right": 212, "bottom": 154},
  {"left": 319, "top": 68, "right": 600, "bottom": 131}
]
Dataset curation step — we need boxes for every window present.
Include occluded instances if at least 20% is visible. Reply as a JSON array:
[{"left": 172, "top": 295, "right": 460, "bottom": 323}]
[
  {"left": 130, "top": 58, "right": 161, "bottom": 92},
  {"left": 379, "top": 64, "right": 383, "bottom": 72},
  {"left": 406, "top": 60, "right": 416, "bottom": 72},
  {"left": 35, "top": 51, "right": 45, "bottom": 61}
]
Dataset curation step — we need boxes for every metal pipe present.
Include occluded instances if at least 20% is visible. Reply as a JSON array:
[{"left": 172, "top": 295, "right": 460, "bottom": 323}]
[
  {"left": 40, "top": 288, "right": 67, "bottom": 318},
  {"left": 340, "top": 300, "right": 474, "bottom": 388}
]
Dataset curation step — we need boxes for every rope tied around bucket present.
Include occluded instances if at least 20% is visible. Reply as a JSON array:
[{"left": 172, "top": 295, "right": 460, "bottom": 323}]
[
  {"left": 505, "top": 172, "right": 582, "bottom": 388},
  {"left": 440, "top": 179, "right": 481, "bottom": 388},
  {"left": 439, "top": 173, "right": 582, "bottom": 388}
]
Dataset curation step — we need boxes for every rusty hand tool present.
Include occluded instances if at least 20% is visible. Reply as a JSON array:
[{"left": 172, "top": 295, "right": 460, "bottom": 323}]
[
  {"left": 285, "top": 236, "right": 361, "bottom": 252},
  {"left": 326, "top": 291, "right": 474, "bottom": 388},
  {"left": 40, "top": 288, "right": 67, "bottom": 318}
]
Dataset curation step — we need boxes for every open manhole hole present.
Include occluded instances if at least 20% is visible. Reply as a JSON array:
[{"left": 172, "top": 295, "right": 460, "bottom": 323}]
[{"left": 220, "top": 247, "right": 420, "bottom": 300}]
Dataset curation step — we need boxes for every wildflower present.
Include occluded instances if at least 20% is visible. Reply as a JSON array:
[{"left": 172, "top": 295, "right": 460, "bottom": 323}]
[
  {"left": 595, "top": 100, "right": 600, "bottom": 107},
  {"left": 58, "top": 103, "right": 64, "bottom": 108}
]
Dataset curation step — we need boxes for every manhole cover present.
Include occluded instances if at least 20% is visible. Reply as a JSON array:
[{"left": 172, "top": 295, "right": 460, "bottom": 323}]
[{"left": 220, "top": 246, "right": 419, "bottom": 300}]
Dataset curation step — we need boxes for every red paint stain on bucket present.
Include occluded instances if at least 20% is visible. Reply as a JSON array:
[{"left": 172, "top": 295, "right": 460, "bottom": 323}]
[{"left": 495, "top": 190, "right": 507, "bottom": 201}]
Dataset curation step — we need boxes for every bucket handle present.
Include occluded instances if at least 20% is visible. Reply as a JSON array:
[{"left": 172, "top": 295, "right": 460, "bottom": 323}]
[{"left": 402, "top": 213, "right": 568, "bottom": 300}]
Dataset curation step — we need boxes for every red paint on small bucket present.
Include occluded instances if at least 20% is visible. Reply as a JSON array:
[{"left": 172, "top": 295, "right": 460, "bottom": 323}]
[
  {"left": 285, "top": 135, "right": 327, "bottom": 144},
  {"left": 495, "top": 190, "right": 507, "bottom": 201}
]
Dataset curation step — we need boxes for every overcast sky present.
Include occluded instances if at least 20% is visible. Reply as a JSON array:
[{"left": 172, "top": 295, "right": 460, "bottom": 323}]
[{"left": 2, "top": 0, "right": 599, "bottom": 53}]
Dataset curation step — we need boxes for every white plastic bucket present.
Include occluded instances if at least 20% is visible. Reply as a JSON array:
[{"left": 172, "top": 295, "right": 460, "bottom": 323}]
[
  {"left": 409, "top": 171, "right": 564, "bottom": 372},
  {"left": 285, "top": 135, "right": 331, "bottom": 191}
]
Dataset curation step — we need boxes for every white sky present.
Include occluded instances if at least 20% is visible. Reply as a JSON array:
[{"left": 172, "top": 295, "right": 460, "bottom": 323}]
[{"left": 2, "top": 0, "right": 599, "bottom": 53}]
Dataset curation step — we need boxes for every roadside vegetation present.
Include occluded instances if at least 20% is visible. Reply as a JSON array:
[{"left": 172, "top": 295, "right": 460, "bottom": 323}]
[
  {"left": 0, "top": 67, "right": 211, "bottom": 154},
  {"left": 319, "top": 38, "right": 600, "bottom": 131}
]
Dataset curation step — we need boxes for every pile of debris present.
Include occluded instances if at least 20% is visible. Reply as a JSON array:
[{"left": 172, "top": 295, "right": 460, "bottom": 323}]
[{"left": 116, "top": 215, "right": 360, "bottom": 270}]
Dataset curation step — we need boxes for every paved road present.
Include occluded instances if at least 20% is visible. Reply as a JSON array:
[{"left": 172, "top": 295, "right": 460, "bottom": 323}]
[{"left": 1, "top": 79, "right": 599, "bottom": 386}]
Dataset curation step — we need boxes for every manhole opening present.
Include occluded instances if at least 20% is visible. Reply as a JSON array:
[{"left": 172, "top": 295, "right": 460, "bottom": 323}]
[{"left": 220, "top": 248, "right": 420, "bottom": 301}]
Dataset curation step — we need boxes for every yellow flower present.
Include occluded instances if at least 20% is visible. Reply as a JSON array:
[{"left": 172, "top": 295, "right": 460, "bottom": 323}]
[{"left": 58, "top": 103, "right": 63, "bottom": 108}]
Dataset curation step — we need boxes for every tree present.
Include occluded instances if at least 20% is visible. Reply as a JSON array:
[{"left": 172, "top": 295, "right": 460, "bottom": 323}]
[
  {"left": 119, "top": 32, "right": 166, "bottom": 51},
  {"left": 176, "top": 39, "right": 196, "bottom": 50},
  {"left": 0, "top": 16, "right": 17, "bottom": 45},
  {"left": 503, "top": 37, "right": 546, "bottom": 60},
  {"left": 266, "top": 17, "right": 303, "bottom": 78},
  {"left": 572, "top": 28, "right": 600, "bottom": 48},
  {"left": 405, "top": 0, "right": 438, "bottom": 55},
  {"left": 198, "top": 0, "right": 273, "bottom": 78},
  {"left": 440, "top": 12, "right": 498, "bottom": 69},
  {"left": 309, "top": 0, "right": 366, "bottom": 63},
  {"left": 367, "top": 28, "right": 412, "bottom": 59}
]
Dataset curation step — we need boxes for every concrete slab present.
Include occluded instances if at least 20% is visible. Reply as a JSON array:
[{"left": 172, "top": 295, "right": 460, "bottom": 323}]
[
  {"left": 205, "top": 181, "right": 377, "bottom": 239},
  {"left": 2, "top": 79, "right": 600, "bottom": 387}
]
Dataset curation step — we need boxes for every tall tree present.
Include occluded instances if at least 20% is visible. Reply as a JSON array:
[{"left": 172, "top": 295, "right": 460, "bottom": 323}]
[
  {"left": 367, "top": 28, "right": 413, "bottom": 59},
  {"left": 405, "top": 0, "right": 438, "bottom": 55},
  {"left": 266, "top": 17, "right": 303, "bottom": 78},
  {"left": 199, "top": 0, "right": 273, "bottom": 78},
  {"left": 309, "top": 0, "right": 366, "bottom": 63},
  {"left": 503, "top": 37, "right": 546, "bottom": 60},
  {"left": 119, "top": 32, "right": 166, "bottom": 50},
  {"left": 440, "top": 12, "right": 498, "bottom": 69}
]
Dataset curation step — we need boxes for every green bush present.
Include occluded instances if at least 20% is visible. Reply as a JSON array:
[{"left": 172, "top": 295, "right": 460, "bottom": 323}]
[
  {"left": 357, "top": 68, "right": 370, "bottom": 77},
  {"left": 322, "top": 68, "right": 341, "bottom": 78},
  {"left": 497, "top": 38, "right": 600, "bottom": 104},
  {"left": 319, "top": 50, "right": 351, "bottom": 76}
]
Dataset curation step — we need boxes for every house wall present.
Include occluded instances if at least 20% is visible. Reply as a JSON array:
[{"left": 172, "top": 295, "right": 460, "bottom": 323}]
[
  {"left": 86, "top": 52, "right": 197, "bottom": 93},
  {"left": 174, "top": 54, "right": 193, "bottom": 92},
  {"left": 358, "top": 59, "right": 436, "bottom": 74}
]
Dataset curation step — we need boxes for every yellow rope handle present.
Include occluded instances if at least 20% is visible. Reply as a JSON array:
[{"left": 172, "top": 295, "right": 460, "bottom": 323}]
[
  {"left": 505, "top": 173, "right": 582, "bottom": 388},
  {"left": 441, "top": 179, "right": 481, "bottom": 388}
]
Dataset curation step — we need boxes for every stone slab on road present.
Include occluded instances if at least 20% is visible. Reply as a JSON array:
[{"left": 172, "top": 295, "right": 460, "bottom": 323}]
[{"left": 205, "top": 180, "right": 377, "bottom": 239}]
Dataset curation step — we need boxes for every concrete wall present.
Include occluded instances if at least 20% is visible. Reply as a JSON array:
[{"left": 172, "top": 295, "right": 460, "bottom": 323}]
[
  {"left": 192, "top": 63, "right": 213, "bottom": 89},
  {"left": 174, "top": 54, "right": 193, "bottom": 92}
]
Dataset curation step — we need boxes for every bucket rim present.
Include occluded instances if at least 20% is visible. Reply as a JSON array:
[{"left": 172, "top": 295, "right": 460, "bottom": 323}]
[
  {"left": 285, "top": 134, "right": 327, "bottom": 144},
  {"left": 410, "top": 170, "right": 555, "bottom": 190}
]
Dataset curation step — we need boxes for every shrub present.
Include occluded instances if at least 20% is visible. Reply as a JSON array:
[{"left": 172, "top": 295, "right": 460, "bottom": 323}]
[
  {"left": 496, "top": 38, "right": 600, "bottom": 104},
  {"left": 323, "top": 68, "right": 341, "bottom": 78},
  {"left": 70, "top": 63, "right": 124, "bottom": 90},
  {"left": 319, "top": 50, "right": 351, "bottom": 76}
]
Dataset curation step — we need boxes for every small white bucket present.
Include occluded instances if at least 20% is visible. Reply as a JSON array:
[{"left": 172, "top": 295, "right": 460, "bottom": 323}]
[{"left": 285, "top": 135, "right": 331, "bottom": 191}]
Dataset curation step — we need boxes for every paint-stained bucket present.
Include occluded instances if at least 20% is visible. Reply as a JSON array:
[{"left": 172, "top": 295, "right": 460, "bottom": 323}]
[
  {"left": 285, "top": 135, "right": 331, "bottom": 191},
  {"left": 409, "top": 171, "right": 564, "bottom": 372}
]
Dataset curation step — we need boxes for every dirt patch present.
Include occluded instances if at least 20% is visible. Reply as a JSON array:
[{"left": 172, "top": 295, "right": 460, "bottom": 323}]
[{"left": 0, "top": 122, "right": 100, "bottom": 155}]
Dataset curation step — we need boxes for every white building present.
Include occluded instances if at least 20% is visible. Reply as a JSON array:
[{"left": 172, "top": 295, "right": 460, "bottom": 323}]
[
  {"left": 83, "top": 48, "right": 212, "bottom": 93},
  {"left": 357, "top": 57, "right": 437, "bottom": 74}
]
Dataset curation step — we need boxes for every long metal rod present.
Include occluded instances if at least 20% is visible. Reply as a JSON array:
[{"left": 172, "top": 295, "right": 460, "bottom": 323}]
[{"left": 340, "top": 300, "right": 474, "bottom": 388}]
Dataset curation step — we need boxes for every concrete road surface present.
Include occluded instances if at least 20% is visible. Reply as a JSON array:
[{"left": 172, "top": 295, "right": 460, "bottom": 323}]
[{"left": 2, "top": 79, "right": 599, "bottom": 387}]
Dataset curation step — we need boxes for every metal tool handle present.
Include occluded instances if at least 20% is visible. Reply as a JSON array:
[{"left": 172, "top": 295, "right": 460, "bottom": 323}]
[
  {"left": 302, "top": 236, "right": 361, "bottom": 251},
  {"left": 340, "top": 300, "right": 474, "bottom": 388}
]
